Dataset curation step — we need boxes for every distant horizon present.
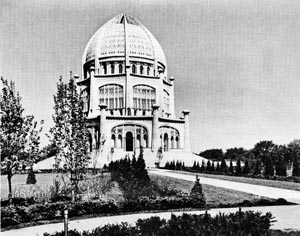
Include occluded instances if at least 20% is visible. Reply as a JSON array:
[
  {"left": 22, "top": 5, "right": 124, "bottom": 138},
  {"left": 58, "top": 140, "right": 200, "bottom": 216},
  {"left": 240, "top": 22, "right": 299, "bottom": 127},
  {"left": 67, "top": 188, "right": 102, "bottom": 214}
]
[{"left": 1, "top": 0, "right": 300, "bottom": 152}]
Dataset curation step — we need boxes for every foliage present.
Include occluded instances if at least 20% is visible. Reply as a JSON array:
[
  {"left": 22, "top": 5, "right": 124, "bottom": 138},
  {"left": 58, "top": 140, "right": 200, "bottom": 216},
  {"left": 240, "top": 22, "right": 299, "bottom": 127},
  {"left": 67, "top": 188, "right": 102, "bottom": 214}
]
[
  {"left": 292, "top": 156, "right": 300, "bottom": 177},
  {"left": 229, "top": 160, "right": 234, "bottom": 173},
  {"left": 165, "top": 160, "right": 186, "bottom": 170},
  {"left": 49, "top": 176, "right": 72, "bottom": 202},
  {"left": 236, "top": 159, "right": 242, "bottom": 175},
  {"left": 252, "top": 140, "right": 276, "bottom": 164},
  {"left": 190, "top": 175, "right": 206, "bottom": 206},
  {"left": 26, "top": 169, "right": 37, "bottom": 184},
  {"left": 275, "top": 156, "right": 287, "bottom": 177},
  {"left": 48, "top": 75, "right": 90, "bottom": 201},
  {"left": 243, "top": 159, "right": 250, "bottom": 175},
  {"left": 1, "top": 195, "right": 207, "bottom": 228},
  {"left": 253, "top": 160, "right": 261, "bottom": 175},
  {"left": 220, "top": 158, "right": 227, "bottom": 172},
  {"left": 0, "top": 77, "right": 43, "bottom": 199},
  {"left": 264, "top": 156, "right": 274, "bottom": 176},
  {"left": 39, "top": 143, "right": 59, "bottom": 162},
  {"left": 109, "top": 149, "right": 152, "bottom": 201},
  {"left": 43, "top": 211, "right": 274, "bottom": 236},
  {"left": 199, "top": 149, "right": 224, "bottom": 161},
  {"left": 224, "top": 147, "right": 247, "bottom": 160}
]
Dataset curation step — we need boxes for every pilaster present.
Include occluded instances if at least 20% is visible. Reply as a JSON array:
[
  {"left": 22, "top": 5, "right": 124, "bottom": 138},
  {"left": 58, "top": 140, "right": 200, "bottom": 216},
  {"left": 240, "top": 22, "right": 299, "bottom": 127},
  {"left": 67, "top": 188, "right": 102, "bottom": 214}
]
[
  {"left": 151, "top": 104, "right": 160, "bottom": 151},
  {"left": 182, "top": 110, "right": 191, "bottom": 152}
]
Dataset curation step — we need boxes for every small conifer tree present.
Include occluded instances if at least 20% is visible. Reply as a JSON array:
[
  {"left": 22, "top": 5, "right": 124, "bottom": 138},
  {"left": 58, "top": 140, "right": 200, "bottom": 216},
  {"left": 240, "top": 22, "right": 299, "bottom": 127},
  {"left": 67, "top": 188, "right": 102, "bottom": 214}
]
[
  {"left": 26, "top": 168, "right": 37, "bottom": 184},
  {"left": 220, "top": 159, "right": 227, "bottom": 172},
  {"left": 229, "top": 160, "right": 234, "bottom": 174},
  {"left": 236, "top": 159, "right": 242, "bottom": 175},
  {"left": 190, "top": 174, "right": 206, "bottom": 207},
  {"left": 242, "top": 160, "right": 250, "bottom": 175}
]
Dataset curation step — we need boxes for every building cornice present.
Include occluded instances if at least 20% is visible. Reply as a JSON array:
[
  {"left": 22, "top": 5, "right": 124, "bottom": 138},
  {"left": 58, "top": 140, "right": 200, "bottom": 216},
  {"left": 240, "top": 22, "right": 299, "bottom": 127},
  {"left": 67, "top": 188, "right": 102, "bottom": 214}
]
[
  {"left": 107, "top": 116, "right": 153, "bottom": 121},
  {"left": 158, "top": 117, "right": 185, "bottom": 124}
]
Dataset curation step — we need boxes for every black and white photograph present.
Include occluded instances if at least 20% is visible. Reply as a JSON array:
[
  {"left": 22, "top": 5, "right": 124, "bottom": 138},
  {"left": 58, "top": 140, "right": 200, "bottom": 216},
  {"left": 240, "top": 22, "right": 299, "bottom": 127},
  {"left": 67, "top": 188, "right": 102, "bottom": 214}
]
[{"left": 1, "top": 0, "right": 300, "bottom": 235}]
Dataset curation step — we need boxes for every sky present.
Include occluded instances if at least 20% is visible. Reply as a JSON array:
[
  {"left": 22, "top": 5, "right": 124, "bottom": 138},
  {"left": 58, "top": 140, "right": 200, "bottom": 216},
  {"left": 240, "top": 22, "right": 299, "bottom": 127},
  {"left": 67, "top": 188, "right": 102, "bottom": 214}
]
[{"left": 1, "top": 0, "right": 300, "bottom": 152}]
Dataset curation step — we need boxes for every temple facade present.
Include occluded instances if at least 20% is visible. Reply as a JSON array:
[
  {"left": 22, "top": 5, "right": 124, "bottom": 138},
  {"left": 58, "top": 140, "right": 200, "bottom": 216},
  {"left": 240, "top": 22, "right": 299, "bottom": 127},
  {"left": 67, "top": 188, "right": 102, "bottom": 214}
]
[{"left": 77, "top": 14, "right": 193, "bottom": 167}]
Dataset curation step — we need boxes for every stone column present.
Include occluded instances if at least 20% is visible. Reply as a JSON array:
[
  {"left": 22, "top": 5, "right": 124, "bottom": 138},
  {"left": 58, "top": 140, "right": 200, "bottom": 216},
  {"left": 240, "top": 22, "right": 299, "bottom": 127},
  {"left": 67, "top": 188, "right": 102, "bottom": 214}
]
[
  {"left": 182, "top": 110, "right": 191, "bottom": 152},
  {"left": 99, "top": 103, "right": 108, "bottom": 149},
  {"left": 151, "top": 104, "right": 160, "bottom": 152},
  {"left": 89, "top": 66, "right": 95, "bottom": 116}
]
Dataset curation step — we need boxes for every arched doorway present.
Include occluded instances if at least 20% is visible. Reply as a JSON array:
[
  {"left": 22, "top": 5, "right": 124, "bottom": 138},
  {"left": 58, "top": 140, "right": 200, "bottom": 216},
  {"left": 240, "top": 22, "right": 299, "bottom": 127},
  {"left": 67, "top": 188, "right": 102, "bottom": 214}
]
[
  {"left": 164, "top": 133, "right": 168, "bottom": 152},
  {"left": 126, "top": 132, "right": 133, "bottom": 151}
]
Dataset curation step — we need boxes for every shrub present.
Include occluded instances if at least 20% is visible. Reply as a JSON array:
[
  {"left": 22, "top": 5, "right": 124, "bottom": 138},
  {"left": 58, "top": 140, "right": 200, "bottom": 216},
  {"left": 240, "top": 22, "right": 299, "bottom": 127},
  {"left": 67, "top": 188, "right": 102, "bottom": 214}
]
[
  {"left": 190, "top": 175, "right": 206, "bottom": 206},
  {"left": 26, "top": 169, "right": 37, "bottom": 184},
  {"left": 43, "top": 211, "right": 274, "bottom": 236}
]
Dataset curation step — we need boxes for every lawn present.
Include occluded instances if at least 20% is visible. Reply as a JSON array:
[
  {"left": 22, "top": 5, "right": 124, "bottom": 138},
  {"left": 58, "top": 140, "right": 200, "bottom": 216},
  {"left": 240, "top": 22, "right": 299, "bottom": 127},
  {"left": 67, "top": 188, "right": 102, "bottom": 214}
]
[
  {"left": 1, "top": 173, "right": 65, "bottom": 200},
  {"left": 1, "top": 172, "right": 270, "bottom": 207},
  {"left": 0, "top": 172, "right": 122, "bottom": 201},
  {"left": 164, "top": 170, "right": 300, "bottom": 191},
  {"left": 150, "top": 173, "right": 270, "bottom": 207}
]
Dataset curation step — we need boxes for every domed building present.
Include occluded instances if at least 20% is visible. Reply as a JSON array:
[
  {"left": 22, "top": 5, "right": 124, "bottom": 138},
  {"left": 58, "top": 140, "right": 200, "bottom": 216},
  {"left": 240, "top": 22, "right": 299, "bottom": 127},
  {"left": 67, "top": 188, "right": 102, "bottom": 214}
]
[{"left": 77, "top": 14, "right": 201, "bottom": 167}]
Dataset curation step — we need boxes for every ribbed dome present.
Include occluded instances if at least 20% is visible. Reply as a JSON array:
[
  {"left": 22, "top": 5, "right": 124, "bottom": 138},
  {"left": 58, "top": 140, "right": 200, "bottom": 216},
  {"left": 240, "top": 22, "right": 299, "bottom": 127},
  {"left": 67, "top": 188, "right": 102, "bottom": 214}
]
[{"left": 82, "top": 14, "right": 166, "bottom": 67}]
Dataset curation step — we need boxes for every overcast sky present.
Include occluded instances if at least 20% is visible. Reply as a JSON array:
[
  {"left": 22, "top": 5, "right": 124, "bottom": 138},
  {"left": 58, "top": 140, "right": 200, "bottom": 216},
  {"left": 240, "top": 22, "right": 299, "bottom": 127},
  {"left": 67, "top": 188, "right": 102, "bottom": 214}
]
[{"left": 1, "top": 0, "right": 300, "bottom": 152}]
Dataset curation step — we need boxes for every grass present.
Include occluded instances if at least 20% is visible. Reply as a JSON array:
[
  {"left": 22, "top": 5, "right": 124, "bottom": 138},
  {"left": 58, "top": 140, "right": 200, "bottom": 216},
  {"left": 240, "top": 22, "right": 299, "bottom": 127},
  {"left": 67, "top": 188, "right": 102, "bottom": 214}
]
[
  {"left": 1, "top": 172, "right": 293, "bottom": 232},
  {"left": 2, "top": 171, "right": 287, "bottom": 206},
  {"left": 0, "top": 172, "right": 121, "bottom": 202},
  {"left": 163, "top": 170, "right": 300, "bottom": 191},
  {"left": 150, "top": 174, "right": 271, "bottom": 206},
  {"left": 1, "top": 172, "right": 65, "bottom": 200}
]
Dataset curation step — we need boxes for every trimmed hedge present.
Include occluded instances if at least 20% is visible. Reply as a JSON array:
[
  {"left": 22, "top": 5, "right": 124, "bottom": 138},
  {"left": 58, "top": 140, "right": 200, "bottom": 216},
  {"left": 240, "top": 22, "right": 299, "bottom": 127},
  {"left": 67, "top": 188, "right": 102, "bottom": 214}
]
[
  {"left": 1, "top": 196, "right": 205, "bottom": 228},
  {"left": 43, "top": 211, "right": 274, "bottom": 236},
  {"left": 1, "top": 196, "right": 290, "bottom": 229}
]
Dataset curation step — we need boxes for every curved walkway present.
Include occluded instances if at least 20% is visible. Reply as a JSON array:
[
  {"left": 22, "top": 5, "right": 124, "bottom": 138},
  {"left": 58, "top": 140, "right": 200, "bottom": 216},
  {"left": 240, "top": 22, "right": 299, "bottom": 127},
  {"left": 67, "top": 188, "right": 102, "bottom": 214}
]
[
  {"left": 2, "top": 169, "right": 300, "bottom": 235},
  {"left": 150, "top": 169, "right": 300, "bottom": 204}
]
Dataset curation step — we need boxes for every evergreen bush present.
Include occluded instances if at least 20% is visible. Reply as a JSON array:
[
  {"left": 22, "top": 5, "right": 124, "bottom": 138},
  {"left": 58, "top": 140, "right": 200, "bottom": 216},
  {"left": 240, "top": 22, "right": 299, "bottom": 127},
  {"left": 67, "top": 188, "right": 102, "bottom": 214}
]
[{"left": 26, "top": 168, "right": 37, "bottom": 184}]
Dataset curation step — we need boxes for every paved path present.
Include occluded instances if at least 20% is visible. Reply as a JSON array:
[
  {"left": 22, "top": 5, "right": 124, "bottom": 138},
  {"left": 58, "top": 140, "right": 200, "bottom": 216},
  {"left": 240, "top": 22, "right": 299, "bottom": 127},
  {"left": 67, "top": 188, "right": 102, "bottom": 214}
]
[
  {"left": 2, "top": 169, "right": 300, "bottom": 235},
  {"left": 2, "top": 205, "right": 300, "bottom": 236},
  {"left": 150, "top": 169, "right": 300, "bottom": 204}
]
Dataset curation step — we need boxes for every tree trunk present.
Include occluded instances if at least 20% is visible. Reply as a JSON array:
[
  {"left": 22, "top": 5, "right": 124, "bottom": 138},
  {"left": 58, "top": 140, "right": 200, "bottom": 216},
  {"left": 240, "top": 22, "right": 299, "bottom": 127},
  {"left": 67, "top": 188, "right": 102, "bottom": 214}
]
[{"left": 7, "top": 171, "right": 12, "bottom": 203}]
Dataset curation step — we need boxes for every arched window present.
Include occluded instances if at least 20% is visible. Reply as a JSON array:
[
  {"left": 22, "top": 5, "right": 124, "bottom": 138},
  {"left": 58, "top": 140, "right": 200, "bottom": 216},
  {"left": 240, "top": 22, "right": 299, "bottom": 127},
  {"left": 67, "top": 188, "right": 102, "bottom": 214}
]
[
  {"left": 171, "top": 136, "right": 175, "bottom": 149},
  {"left": 147, "top": 66, "right": 150, "bottom": 76},
  {"left": 176, "top": 136, "right": 179, "bottom": 149},
  {"left": 140, "top": 65, "right": 144, "bottom": 75},
  {"left": 111, "top": 134, "right": 116, "bottom": 148},
  {"left": 118, "top": 64, "right": 123, "bottom": 74},
  {"left": 103, "top": 63, "right": 107, "bottom": 75},
  {"left": 80, "top": 90, "right": 89, "bottom": 113},
  {"left": 163, "top": 90, "right": 170, "bottom": 113},
  {"left": 99, "top": 84, "right": 124, "bottom": 109},
  {"left": 132, "top": 64, "right": 136, "bottom": 74},
  {"left": 143, "top": 134, "right": 148, "bottom": 148},
  {"left": 111, "top": 63, "right": 115, "bottom": 74},
  {"left": 133, "top": 85, "right": 155, "bottom": 110},
  {"left": 111, "top": 124, "right": 148, "bottom": 149},
  {"left": 159, "top": 126, "right": 180, "bottom": 151}
]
